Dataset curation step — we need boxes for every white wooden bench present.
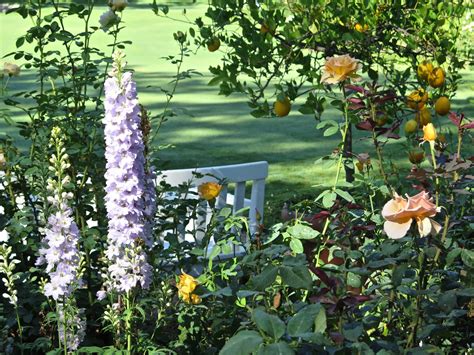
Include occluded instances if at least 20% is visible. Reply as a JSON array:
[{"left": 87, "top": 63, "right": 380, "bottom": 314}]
[{"left": 158, "top": 161, "right": 268, "bottom": 256}]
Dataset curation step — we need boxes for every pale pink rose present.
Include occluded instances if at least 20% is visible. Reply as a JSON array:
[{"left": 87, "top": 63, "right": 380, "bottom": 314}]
[
  {"left": 382, "top": 191, "right": 441, "bottom": 239},
  {"left": 320, "top": 54, "right": 360, "bottom": 84}
]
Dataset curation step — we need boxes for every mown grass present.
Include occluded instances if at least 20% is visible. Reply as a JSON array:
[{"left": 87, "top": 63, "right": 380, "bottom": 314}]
[{"left": 1, "top": 3, "right": 473, "bottom": 222}]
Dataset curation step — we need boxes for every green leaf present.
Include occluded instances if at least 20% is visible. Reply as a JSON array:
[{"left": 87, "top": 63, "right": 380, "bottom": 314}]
[
  {"left": 257, "top": 342, "right": 294, "bottom": 355},
  {"left": 279, "top": 266, "right": 312, "bottom": 290},
  {"left": 287, "top": 304, "right": 325, "bottom": 337},
  {"left": 347, "top": 272, "right": 361, "bottom": 288},
  {"left": 322, "top": 192, "right": 337, "bottom": 208},
  {"left": 461, "top": 249, "right": 474, "bottom": 268},
  {"left": 446, "top": 248, "right": 461, "bottom": 266},
  {"left": 343, "top": 323, "right": 363, "bottom": 342},
  {"left": 253, "top": 309, "right": 286, "bottom": 340},
  {"left": 289, "top": 238, "right": 304, "bottom": 254},
  {"left": 219, "top": 330, "right": 263, "bottom": 355},
  {"left": 334, "top": 189, "right": 354, "bottom": 202},
  {"left": 252, "top": 265, "right": 278, "bottom": 291},
  {"left": 314, "top": 305, "right": 327, "bottom": 334},
  {"left": 286, "top": 223, "right": 319, "bottom": 240}
]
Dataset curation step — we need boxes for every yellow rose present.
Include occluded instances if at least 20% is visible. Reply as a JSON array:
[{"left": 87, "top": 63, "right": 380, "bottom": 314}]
[
  {"left": 382, "top": 191, "right": 441, "bottom": 239},
  {"left": 3, "top": 62, "right": 20, "bottom": 77},
  {"left": 428, "top": 67, "right": 445, "bottom": 88},
  {"left": 423, "top": 123, "right": 437, "bottom": 142},
  {"left": 198, "top": 182, "right": 222, "bottom": 201},
  {"left": 417, "top": 60, "right": 433, "bottom": 81},
  {"left": 177, "top": 272, "right": 201, "bottom": 304},
  {"left": 320, "top": 54, "right": 360, "bottom": 84},
  {"left": 406, "top": 88, "right": 428, "bottom": 110}
]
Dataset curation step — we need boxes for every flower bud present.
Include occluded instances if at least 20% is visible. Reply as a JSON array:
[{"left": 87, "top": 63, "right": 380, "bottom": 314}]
[{"left": 423, "top": 123, "right": 437, "bottom": 142}]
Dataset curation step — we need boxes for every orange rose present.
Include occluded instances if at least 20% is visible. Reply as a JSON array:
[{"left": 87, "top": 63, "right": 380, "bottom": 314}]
[
  {"left": 321, "top": 54, "right": 360, "bottom": 84},
  {"left": 177, "top": 272, "right": 201, "bottom": 304},
  {"left": 198, "top": 182, "right": 222, "bottom": 201},
  {"left": 382, "top": 191, "right": 441, "bottom": 239}
]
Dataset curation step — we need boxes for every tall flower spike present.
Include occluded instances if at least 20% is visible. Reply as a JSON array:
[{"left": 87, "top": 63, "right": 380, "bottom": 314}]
[
  {"left": 37, "top": 127, "right": 82, "bottom": 301},
  {"left": 102, "top": 51, "right": 152, "bottom": 294}
]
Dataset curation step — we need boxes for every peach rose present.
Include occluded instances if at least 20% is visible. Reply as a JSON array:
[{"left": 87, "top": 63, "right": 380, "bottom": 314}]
[
  {"left": 198, "top": 182, "right": 222, "bottom": 201},
  {"left": 321, "top": 54, "right": 360, "bottom": 84},
  {"left": 382, "top": 191, "right": 441, "bottom": 239}
]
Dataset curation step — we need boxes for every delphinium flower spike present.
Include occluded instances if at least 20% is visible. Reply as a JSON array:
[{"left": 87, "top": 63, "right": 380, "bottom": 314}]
[{"left": 102, "top": 51, "right": 152, "bottom": 295}]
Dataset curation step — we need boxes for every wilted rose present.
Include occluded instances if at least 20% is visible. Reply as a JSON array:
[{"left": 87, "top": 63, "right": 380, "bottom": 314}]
[
  {"left": 198, "top": 182, "right": 222, "bottom": 201},
  {"left": 321, "top": 54, "right": 360, "bottom": 84},
  {"left": 382, "top": 191, "right": 441, "bottom": 239},
  {"left": 3, "top": 62, "right": 20, "bottom": 77}
]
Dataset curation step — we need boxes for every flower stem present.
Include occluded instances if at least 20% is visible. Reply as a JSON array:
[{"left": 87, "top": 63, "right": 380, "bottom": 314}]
[
  {"left": 321, "top": 89, "right": 350, "bottom": 237},
  {"left": 429, "top": 142, "right": 439, "bottom": 207},
  {"left": 125, "top": 292, "right": 132, "bottom": 353}
]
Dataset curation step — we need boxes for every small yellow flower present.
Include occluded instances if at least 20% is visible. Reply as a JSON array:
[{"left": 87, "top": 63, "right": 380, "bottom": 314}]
[
  {"left": 354, "top": 23, "right": 369, "bottom": 33},
  {"left": 177, "top": 272, "right": 201, "bottom": 304},
  {"left": 198, "top": 182, "right": 222, "bottom": 201},
  {"left": 423, "top": 123, "right": 437, "bottom": 142},
  {"left": 320, "top": 54, "right": 360, "bottom": 85}
]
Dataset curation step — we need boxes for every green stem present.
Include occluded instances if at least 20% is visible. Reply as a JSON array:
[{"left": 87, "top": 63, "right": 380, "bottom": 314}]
[
  {"left": 15, "top": 306, "right": 23, "bottom": 354},
  {"left": 429, "top": 142, "right": 439, "bottom": 207},
  {"left": 321, "top": 88, "right": 350, "bottom": 237},
  {"left": 126, "top": 291, "right": 132, "bottom": 353}
]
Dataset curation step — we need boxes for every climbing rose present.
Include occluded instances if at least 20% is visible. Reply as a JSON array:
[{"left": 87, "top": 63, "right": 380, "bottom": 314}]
[
  {"left": 382, "top": 191, "right": 441, "bottom": 239},
  {"left": 321, "top": 54, "right": 360, "bottom": 84}
]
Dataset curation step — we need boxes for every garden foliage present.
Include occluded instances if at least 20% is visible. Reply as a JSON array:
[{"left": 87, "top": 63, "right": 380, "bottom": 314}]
[{"left": 0, "top": 0, "right": 473, "bottom": 354}]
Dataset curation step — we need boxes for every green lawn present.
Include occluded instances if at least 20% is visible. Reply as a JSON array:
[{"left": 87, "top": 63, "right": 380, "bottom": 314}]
[{"left": 1, "top": 3, "right": 473, "bottom": 221}]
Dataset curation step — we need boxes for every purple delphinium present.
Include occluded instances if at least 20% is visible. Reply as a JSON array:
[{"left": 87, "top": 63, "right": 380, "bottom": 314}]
[
  {"left": 102, "top": 51, "right": 152, "bottom": 293},
  {"left": 37, "top": 127, "right": 82, "bottom": 301}
]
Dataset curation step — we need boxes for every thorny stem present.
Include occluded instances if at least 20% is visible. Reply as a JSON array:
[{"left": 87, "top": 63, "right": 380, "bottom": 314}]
[
  {"left": 149, "top": 42, "right": 186, "bottom": 146},
  {"left": 406, "top": 242, "right": 428, "bottom": 349}
]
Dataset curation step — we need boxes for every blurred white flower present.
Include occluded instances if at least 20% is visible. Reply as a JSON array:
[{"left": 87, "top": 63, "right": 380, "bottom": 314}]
[
  {"left": 0, "top": 230, "right": 9, "bottom": 243},
  {"left": 3, "top": 62, "right": 20, "bottom": 77},
  {"left": 15, "top": 195, "right": 25, "bottom": 209},
  {"left": 0, "top": 206, "right": 4, "bottom": 215},
  {"left": 99, "top": 9, "right": 119, "bottom": 31}
]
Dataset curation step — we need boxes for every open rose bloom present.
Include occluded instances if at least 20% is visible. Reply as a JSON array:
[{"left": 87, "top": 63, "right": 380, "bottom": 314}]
[
  {"left": 382, "top": 191, "right": 442, "bottom": 239},
  {"left": 321, "top": 54, "right": 360, "bottom": 84}
]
